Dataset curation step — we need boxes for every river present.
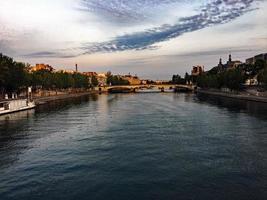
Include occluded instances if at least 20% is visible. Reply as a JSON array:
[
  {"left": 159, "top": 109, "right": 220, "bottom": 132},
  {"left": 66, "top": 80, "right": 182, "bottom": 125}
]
[{"left": 0, "top": 93, "right": 267, "bottom": 200}]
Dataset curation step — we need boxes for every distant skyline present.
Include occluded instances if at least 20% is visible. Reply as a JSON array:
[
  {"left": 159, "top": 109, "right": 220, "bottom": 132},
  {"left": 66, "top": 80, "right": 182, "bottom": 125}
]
[{"left": 0, "top": 0, "right": 267, "bottom": 79}]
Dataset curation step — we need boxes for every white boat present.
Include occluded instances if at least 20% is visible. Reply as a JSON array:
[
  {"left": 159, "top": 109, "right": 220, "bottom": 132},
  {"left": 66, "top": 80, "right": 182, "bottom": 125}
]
[{"left": 0, "top": 99, "right": 36, "bottom": 116}]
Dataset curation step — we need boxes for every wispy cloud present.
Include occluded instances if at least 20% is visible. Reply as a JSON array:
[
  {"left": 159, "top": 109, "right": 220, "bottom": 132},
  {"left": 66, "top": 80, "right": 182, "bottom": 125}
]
[
  {"left": 75, "top": 0, "right": 260, "bottom": 55},
  {"left": 79, "top": 0, "right": 185, "bottom": 23},
  {"left": 23, "top": 0, "right": 262, "bottom": 58},
  {"left": 24, "top": 51, "right": 78, "bottom": 59}
]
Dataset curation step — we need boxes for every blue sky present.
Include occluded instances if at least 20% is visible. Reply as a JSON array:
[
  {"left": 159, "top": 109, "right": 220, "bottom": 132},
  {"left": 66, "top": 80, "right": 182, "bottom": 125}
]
[{"left": 0, "top": 0, "right": 267, "bottom": 79}]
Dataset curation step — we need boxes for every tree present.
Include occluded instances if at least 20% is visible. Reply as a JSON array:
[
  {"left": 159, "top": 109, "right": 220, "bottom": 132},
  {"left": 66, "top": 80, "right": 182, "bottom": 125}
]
[
  {"left": 184, "top": 72, "right": 191, "bottom": 84},
  {"left": 172, "top": 74, "right": 185, "bottom": 84},
  {"left": 0, "top": 53, "right": 27, "bottom": 95},
  {"left": 224, "top": 69, "right": 245, "bottom": 91},
  {"left": 258, "top": 67, "right": 267, "bottom": 88},
  {"left": 91, "top": 76, "right": 99, "bottom": 87},
  {"left": 197, "top": 68, "right": 245, "bottom": 91}
]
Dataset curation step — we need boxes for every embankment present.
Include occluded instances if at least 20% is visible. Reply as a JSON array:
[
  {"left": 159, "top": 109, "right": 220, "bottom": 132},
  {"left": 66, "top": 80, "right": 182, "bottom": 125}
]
[
  {"left": 34, "top": 91, "right": 96, "bottom": 105},
  {"left": 197, "top": 89, "right": 267, "bottom": 103}
]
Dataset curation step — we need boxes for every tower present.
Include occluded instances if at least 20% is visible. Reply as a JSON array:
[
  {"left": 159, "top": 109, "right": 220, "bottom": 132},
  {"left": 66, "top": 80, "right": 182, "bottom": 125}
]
[
  {"left": 75, "top": 64, "right": 78, "bottom": 72},
  {"left": 218, "top": 58, "right": 223, "bottom": 70}
]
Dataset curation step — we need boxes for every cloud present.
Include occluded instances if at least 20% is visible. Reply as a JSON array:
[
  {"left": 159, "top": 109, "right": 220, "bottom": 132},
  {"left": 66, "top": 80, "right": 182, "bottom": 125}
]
[
  {"left": 24, "top": 51, "right": 78, "bottom": 58},
  {"left": 80, "top": 0, "right": 260, "bottom": 54},
  {"left": 79, "top": 0, "right": 187, "bottom": 24},
  {"left": 24, "top": 0, "right": 262, "bottom": 58}
]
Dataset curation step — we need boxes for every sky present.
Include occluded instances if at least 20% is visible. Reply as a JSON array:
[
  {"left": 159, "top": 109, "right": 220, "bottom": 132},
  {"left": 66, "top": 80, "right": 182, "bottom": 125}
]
[{"left": 0, "top": 0, "right": 267, "bottom": 79}]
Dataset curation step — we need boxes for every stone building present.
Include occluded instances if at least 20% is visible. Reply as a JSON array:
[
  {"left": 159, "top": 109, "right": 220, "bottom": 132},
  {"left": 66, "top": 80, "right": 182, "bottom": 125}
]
[
  {"left": 246, "top": 53, "right": 267, "bottom": 65},
  {"left": 191, "top": 65, "right": 204, "bottom": 76},
  {"left": 218, "top": 54, "right": 242, "bottom": 71},
  {"left": 122, "top": 75, "right": 141, "bottom": 85},
  {"left": 30, "top": 64, "right": 54, "bottom": 72}
]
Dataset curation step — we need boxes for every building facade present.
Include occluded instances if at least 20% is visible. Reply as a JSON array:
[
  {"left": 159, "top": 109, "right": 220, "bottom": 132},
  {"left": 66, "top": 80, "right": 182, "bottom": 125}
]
[
  {"left": 246, "top": 53, "right": 267, "bottom": 65},
  {"left": 217, "top": 54, "right": 242, "bottom": 71},
  {"left": 191, "top": 65, "right": 204, "bottom": 76},
  {"left": 30, "top": 64, "right": 54, "bottom": 72},
  {"left": 122, "top": 75, "right": 141, "bottom": 85}
]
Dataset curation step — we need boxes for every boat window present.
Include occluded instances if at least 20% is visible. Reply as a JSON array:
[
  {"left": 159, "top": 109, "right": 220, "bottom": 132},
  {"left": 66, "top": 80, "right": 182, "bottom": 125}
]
[{"left": 4, "top": 103, "right": 9, "bottom": 110}]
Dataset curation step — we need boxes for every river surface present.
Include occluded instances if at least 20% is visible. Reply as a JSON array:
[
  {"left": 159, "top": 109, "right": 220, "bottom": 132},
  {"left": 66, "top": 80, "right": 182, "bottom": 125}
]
[{"left": 0, "top": 93, "right": 267, "bottom": 200}]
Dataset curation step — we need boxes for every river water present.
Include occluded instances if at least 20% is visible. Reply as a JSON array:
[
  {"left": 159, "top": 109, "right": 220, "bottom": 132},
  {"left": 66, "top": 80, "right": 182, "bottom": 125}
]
[{"left": 0, "top": 93, "right": 267, "bottom": 200}]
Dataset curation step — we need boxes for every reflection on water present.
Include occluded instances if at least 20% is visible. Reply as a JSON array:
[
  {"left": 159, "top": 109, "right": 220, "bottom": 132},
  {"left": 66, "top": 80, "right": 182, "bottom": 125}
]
[
  {"left": 196, "top": 93, "right": 267, "bottom": 120},
  {"left": 0, "top": 109, "right": 35, "bottom": 168},
  {"left": 36, "top": 93, "right": 99, "bottom": 113},
  {"left": 0, "top": 93, "right": 267, "bottom": 200},
  {"left": 0, "top": 109, "right": 35, "bottom": 125}
]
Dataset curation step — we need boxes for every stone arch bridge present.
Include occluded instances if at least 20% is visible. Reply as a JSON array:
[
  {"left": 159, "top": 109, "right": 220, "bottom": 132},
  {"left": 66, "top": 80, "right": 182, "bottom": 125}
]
[{"left": 97, "top": 84, "right": 196, "bottom": 93}]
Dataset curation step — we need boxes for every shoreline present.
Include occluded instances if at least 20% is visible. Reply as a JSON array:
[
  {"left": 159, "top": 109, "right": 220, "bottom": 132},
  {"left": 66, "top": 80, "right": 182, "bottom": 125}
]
[
  {"left": 197, "top": 89, "right": 267, "bottom": 103},
  {"left": 34, "top": 91, "right": 97, "bottom": 105}
]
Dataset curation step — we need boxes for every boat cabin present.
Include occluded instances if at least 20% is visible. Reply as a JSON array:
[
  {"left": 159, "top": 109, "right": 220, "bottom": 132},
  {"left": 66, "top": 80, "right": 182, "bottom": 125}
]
[{"left": 0, "top": 99, "right": 35, "bottom": 115}]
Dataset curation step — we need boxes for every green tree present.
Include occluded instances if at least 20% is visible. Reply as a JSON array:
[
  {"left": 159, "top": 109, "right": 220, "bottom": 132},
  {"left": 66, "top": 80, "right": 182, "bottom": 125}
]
[
  {"left": 91, "top": 76, "right": 99, "bottom": 87},
  {"left": 0, "top": 53, "right": 27, "bottom": 95},
  {"left": 172, "top": 75, "right": 185, "bottom": 84},
  {"left": 258, "top": 67, "right": 267, "bottom": 88}
]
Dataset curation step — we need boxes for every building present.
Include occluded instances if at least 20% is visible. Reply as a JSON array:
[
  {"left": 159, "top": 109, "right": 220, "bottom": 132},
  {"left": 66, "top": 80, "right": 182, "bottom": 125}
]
[
  {"left": 140, "top": 80, "right": 155, "bottom": 85},
  {"left": 58, "top": 69, "right": 76, "bottom": 74},
  {"left": 232, "top": 61, "right": 243, "bottom": 68},
  {"left": 246, "top": 57, "right": 254, "bottom": 65},
  {"left": 245, "top": 76, "right": 258, "bottom": 86},
  {"left": 81, "top": 72, "right": 107, "bottom": 86},
  {"left": 218, "top": 54, "right": 242, "bottom": 71},
  {"left": 191, "top": 65, "right": 204, "bottom": 76},
  {"left": 30, "top": 64, "right": 54, "bottom": 72},
  {"left": 246, "top": 53, "right": 267, "bottom": 65},
  {"left": 82, "top": 72, "right": 98, "bottom": 86},
  {"left": 97, "top": 73, "right": 108, "bottom": 86},
  {"left": 122, "top": 75, "right": 141, "bottom": 85},
  {"left": 83, "top": 72, "right": 98, "bottom": 77}
]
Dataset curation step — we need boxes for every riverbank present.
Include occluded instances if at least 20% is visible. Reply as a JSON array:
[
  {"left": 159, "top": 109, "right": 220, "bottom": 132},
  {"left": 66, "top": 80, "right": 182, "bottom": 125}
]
[
  {"left": 197, "top": 89, "right": 267, "bottom": 103},
  {"left": 34, "top": 91, "right": 97, "bottom": 105}
]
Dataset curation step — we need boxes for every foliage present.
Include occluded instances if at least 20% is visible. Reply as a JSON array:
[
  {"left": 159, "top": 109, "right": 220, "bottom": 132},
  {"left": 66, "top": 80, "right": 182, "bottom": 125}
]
[
  {"left": 184, "top": 72, "right": 191, "bottom": 83},
  {"left": 172, "top": 73, "right": 193, "bottom": 84},
  {"left": 0, "top": 53, "right": 27, "bottom": 94},
  {"left": 197, "top": 68, "right": 245, "bottom": 91},
  {"left": 27, "top": 70, "right": 90, "bottom": 89},
  {"left": 195, "top": 59, "right": 267, "bottom": 91},
  {"left": 91, "top": 75, "right": 99, "bottom": 87},
  {"left": 172, "top": 75, "right": 185, "bottom": 84},
  {"left": 258, "top": 67, "right": 267, "bottom": 88},
  {"left": 107, "top": 73, "right": 129, "bottom": 86},
  {"left": 0, "top": 53, "right": 94, "bottom": 96}
]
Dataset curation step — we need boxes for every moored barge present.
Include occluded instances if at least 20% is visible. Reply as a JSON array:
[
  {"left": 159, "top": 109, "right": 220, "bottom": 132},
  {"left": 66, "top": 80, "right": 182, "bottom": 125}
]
[{"left": 0, "top": 99, "right": 36, "bottom": 116}]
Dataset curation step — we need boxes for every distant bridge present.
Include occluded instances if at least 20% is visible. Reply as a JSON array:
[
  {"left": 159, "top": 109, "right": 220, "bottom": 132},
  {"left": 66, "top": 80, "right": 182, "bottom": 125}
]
[{"left": 97, "top": 84, "right": 196, "bottom": 93}]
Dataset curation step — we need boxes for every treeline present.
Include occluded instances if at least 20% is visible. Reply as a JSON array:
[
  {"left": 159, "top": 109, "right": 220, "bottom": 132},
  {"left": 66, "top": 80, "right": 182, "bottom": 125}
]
[
  {"left": 172, "top": 73, "right": 191, "bottom": 84},
  {"left": 0, "top": 53, "right": 97, "bottom": 95},
  {"left": 171, "top": 59, "right": 267, "bottom": 91},
  {"left": 0, "top": 54, "right": 27, "bottom": 94},
  {"left": 106, "top": 72, "right": 129, "bottom": 86},
  {"left": 197, "top": 68, "right": 245, "bottom": 90},
  {"left": 197, "top": 60, "right": 267, "bottom": 90},
  {"left": 26, "top": 70, "right": 90, "bottom": 89},
  {"left": 257, "top": 66, "right": 267, "bottom": 88}
]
